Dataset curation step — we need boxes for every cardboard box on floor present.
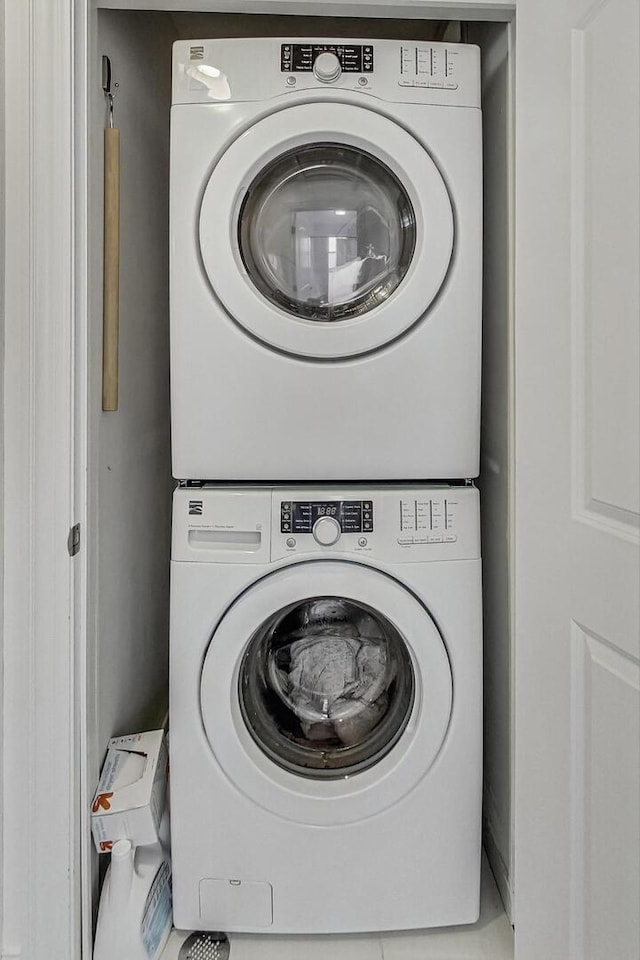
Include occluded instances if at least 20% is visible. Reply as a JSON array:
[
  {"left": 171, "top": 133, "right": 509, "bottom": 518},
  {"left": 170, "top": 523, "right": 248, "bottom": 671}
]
[{"left": 91, "top": 729, "right": 168, "bottom": 853}]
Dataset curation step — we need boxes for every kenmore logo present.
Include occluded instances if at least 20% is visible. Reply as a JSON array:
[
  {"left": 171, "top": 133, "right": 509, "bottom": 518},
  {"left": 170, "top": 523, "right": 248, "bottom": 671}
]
[
  {"left": 188, "top": 500, "right": 203, "bottom": 516},
  {"left": 189, "top": 45, "right": 205, "bottom": 60}
]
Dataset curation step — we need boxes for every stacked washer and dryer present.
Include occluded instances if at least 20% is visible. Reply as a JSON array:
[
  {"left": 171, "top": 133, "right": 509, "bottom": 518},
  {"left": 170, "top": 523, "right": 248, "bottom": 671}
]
[{"left": 168, "top": 37, "right": 483, "bottom": 935}]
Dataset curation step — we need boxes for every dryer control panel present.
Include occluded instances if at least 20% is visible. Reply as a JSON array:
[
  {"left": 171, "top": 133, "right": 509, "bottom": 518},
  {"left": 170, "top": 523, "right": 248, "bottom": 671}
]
[
  {"left": 172, "top": 37, "right": 480, "bottom": 108},
  {"left": 280, "top": 43, "right": 374, "bottom": 74}
]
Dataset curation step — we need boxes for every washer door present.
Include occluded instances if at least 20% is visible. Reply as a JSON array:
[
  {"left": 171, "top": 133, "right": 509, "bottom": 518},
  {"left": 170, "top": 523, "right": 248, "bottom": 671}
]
[
  {"left": 200, "top": 561, "right": 453, "bottom": 826},
  {"left": 199, "top": 103, "right": 454, "bottom": 358}
]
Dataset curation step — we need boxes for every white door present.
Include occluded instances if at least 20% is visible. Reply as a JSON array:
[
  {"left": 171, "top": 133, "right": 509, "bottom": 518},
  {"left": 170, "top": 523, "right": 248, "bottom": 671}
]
[
  {"left": 198, "top": 102, "right": 454, "bottom": 357},
  {"left": 515, "top": 1, "right": 640, "bottom": 957},
  {"left": 199, "top": 561, "right": 453, "bottom": 825}
]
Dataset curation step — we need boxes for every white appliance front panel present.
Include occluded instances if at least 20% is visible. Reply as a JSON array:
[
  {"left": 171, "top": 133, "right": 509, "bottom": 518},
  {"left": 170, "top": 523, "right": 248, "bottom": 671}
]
[
  {"left": 169, "top": 486, "right": 483, "bottom": 934},
  {"left": 169, "top": 71, "right": 482, "bottom": 481}
]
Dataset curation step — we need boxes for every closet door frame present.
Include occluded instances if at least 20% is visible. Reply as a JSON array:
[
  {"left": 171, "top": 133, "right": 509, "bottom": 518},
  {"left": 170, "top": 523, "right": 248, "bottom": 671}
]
[{"left": 1, "top": 2, "right": 86, "bottom": 959}]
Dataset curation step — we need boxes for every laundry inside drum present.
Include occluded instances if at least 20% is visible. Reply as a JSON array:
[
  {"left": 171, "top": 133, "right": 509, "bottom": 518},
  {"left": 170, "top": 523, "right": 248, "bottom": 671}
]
[
  {"left": 238, "top": 144, "right": 416, "bottom": 322},
  {"left": 238, "top": 597, "right": 415, "bottom": 779}
]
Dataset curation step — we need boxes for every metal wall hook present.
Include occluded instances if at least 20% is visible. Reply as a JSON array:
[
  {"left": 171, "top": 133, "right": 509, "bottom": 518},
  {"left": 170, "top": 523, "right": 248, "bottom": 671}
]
[{"left": 102, "top": 55, "right": 119, "bottom": 128}]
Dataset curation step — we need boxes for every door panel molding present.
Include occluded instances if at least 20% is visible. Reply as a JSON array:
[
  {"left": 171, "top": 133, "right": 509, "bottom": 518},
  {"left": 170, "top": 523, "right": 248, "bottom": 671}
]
[
  {"left": 570, "top": 1, "right": 640, "bottom": 537},
  {"left": 570, "top": 623, "right": 640, "bottom": 960}
]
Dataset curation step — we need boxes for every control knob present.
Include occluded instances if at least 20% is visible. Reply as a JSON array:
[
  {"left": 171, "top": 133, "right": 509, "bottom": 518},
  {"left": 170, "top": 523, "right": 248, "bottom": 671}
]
[
  {"left": 312, "top": 516, "right": 341, "bottom": 546},
  {"left": 313, "top": 52, "right": 342, "bottom": 83}
]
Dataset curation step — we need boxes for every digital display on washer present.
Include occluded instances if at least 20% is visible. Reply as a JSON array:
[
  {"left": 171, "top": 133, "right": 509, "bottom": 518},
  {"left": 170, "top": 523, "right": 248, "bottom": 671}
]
[
  {"left": 280, "top": 43, "right": 374, "bottom": 73},
  {"left": 280, "top": 500, "right": 374, "bottom": 534}
]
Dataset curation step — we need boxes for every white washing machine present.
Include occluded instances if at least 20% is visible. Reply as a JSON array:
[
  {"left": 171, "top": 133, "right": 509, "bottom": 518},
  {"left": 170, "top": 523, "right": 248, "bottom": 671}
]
[
  {"left": 170, "top": 38, "right": 482, "bottom": 481},
  {"left": 169, "top": 484, "right": 482, "bottom": 934}
]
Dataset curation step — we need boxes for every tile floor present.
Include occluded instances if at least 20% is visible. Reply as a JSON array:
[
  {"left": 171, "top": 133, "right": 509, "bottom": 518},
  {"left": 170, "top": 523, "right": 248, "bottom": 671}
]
[{"left": 163, "top": 854, "right": 514, "bottom": 960}]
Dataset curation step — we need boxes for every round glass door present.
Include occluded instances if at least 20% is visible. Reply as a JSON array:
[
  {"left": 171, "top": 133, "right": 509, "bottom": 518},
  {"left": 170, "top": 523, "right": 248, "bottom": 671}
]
[
  {"left": 238, "top": 596, "right": 415, "bottom": 779},
  {"left": 238, "top": 144, "right": 416, "bottom": 322},
  {"left": 198, "top": 103, "right": 454, "bottom": 359},
  {"left": 199, "top": 560, "right": 452, "bottom": 825}
]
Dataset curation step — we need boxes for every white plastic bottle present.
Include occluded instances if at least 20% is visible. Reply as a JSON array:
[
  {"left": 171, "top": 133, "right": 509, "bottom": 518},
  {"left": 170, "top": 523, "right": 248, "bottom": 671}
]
[{"left": 93, "top": 838, "right": 172, "bottom": 960}]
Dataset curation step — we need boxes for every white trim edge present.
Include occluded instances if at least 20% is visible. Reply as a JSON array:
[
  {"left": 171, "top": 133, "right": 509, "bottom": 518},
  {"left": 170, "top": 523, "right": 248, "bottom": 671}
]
[{"left": 2, "top": 2, "right": 81, "bottom": 958}]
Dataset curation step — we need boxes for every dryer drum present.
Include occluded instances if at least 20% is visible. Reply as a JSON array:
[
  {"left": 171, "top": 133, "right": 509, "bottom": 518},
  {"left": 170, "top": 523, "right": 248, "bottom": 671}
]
[
  {"left": 238, "top": 143, "right": 417, "bottom": 323},
  {"left": 237, "top": 596, "right": 415, "bottom": 779}
]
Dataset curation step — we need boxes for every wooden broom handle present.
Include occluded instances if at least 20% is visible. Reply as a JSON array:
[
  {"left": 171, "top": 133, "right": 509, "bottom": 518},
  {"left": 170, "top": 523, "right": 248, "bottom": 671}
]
[{"left": 102, "top": 126, "right": 120, "bottom": 411}]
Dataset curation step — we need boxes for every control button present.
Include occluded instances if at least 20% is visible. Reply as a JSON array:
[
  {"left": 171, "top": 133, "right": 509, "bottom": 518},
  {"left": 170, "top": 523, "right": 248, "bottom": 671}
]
[
  {"left": 286, "top": 76, "right": 296, "bottom": 86},
  {"left": 282, "top": 522, "right": 291, "bottom": 532},
  {"left": 397, "top": 537, "right": 414, "bottom": 545},
  {"left": 443, "top": 535, "right": 458, "bottom": 543},
  {"left": 281, "top": 502, "right": 291, "bottom": 510},
  {"left": 428, "top": 80, "right": 444, "bottom": 89},
  {"left": 428, "top": 535, "right": 443, "bottom": 543},
  {"left": 358, "top": 77, "right": 368, "bottom": 86},
  {"left": 398, "top": 79, "right": 415, "bottom": 87},
  {"left": 363, "top": 501, "right": 372, "bottom": 510},
  {"left": 363, "top": 522, "right": 374, "bottom": 532},
  {"left": 444, "top": 81, "right": 458, "bottom": 90},
  {"left": 358, "top": 537, "right": 368, "bottom": 547},
  {"left": 414, "top": 537, "right": 429, "bottom": 544},
  {"left": 314, "top": 51, "right": 341, "bottom": 83},
  {"left": 313, "top": 516, "right": 341, "bottom": 546},
  {"left": 286, "top": 537, "right": 296, "bottom": 548}
]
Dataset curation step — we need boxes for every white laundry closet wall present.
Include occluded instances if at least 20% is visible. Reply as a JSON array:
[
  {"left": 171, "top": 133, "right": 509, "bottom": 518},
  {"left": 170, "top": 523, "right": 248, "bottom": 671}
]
[
  {"left": 88, "top": 4, "right": 513, "bottom": 942},
  {"left": 89, "top": 11, "right": 176, "bottom": 758}
]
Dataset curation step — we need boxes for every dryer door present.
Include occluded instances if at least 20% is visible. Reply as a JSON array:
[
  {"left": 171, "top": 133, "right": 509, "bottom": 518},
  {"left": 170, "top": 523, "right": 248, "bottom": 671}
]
[
  {"left": 200, "top": 560, "right": 453, "bottom": 826},
  {"left": 199, "top": 103, "right": 454, "bottom": 359}
]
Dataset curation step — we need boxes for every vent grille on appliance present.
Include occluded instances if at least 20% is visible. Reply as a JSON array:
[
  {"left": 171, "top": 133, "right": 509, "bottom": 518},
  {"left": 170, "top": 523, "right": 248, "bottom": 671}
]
[{"left": 178, "top": 932, "right": 230, "bottom": 960}]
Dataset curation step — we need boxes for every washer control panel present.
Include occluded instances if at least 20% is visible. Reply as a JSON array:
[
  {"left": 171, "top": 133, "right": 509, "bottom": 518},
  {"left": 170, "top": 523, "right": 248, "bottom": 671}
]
[
  {"left": 281, "top": 499, "right": 374, "bottom": 535},
  {"left": 272, "top": 487, "right": 479, "bottom": 562},
  {"left": 171, "top": 486, "right": 480, "bottom": 564},
  {"left": 398, "top": 496, "right": 458, "bottom": 544}
]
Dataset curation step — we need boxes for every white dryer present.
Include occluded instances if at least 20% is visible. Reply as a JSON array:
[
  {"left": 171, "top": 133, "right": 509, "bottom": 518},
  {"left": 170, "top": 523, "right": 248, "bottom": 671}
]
[
  {"left": 170, "top": 38, "right": 482, "bottom": 481},
  {"left": 169, "top": 484, "right": 482, "bottom": 934}
]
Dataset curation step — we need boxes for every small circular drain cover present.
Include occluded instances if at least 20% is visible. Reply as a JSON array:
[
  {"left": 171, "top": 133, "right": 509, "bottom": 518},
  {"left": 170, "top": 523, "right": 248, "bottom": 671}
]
[{"left": 178, "top": 931, "right": 230, "bottom": 960}]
